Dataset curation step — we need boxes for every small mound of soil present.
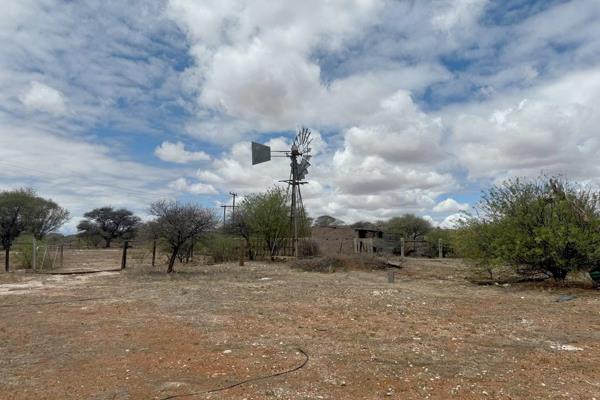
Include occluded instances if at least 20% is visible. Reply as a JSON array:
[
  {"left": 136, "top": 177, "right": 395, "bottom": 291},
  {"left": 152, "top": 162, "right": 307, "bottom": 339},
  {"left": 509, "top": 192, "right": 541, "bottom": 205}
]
[
  {"left": 290, "top": 257, "right": 345, "bottom": 273},
  {"left": 290, "top": 255, "right": 397, "bottom": 273}
]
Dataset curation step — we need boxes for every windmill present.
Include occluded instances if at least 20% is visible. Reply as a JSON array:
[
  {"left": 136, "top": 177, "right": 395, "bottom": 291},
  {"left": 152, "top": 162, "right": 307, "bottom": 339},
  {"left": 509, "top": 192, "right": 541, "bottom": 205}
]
[{"left": 252, "top": 127, "right": 313, "bottom": 256}]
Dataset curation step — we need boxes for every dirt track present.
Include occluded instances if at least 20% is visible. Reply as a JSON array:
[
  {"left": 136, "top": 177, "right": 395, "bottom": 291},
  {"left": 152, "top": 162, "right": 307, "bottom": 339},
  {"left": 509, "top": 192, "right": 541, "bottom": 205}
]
[{"left": 1, "top": 259, "right": 600, "bottom": 399}]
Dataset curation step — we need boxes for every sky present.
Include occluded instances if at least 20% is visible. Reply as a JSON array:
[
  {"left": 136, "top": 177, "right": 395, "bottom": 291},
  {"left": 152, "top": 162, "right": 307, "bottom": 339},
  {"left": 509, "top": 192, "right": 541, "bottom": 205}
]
[{"left": 1, "top": 0, "right": 600, "bottom": 233}]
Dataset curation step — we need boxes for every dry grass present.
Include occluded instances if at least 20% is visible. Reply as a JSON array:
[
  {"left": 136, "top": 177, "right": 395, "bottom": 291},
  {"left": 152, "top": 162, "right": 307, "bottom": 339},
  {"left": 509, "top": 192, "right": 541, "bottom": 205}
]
[{"left": 1, "top": 258, "right": 600, "bottom": 399}]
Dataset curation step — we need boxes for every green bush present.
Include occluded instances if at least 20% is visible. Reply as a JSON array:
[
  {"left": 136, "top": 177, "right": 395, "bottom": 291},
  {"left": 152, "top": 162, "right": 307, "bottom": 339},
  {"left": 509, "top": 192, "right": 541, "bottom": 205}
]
[
  {"left": 199, "top": 234, "right": 242, "bottom": 263},
  {"left": 14, "top": 235, "right": 55, "bottom": 269},
  {"left": 456, "top": 175, "right": 600, "bottom": 281}
]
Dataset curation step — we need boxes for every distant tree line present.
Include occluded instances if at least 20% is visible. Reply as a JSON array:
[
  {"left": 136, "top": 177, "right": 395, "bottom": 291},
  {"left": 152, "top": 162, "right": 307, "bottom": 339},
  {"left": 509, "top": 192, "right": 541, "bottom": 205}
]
[
  {"left": 0, "top": 188, "right": 219, "bottom": 273},
  {"left": 5, "top": 174, "right": 600, "bottom": 285}
]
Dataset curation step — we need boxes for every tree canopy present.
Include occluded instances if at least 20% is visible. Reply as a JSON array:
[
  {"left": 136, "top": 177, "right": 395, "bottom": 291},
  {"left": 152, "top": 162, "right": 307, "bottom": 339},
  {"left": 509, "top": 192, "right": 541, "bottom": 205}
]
[
  {"left": 77, "top": 207, "right": 140, "bottom": 248},
  {"left": 313, "top": 215, "right": 345, "bottom": 227},
  {"left": 383, "top": 214, "right": 432, "bottom": 240},
  {"left": 0, "top": 188, "right": 69, "bottom": 271},
  {"left": 239, "top": 187, "right": 290, "bottom": 259}
]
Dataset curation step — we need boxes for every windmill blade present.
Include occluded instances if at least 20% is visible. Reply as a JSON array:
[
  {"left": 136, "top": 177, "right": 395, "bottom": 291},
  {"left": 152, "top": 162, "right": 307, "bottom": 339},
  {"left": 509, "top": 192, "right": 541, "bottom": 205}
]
[
  {"left": 303, "top": 127, "right": 310, "bottom": 143},
  {"left": 299, "top": 158, "right": 310, "bottom": 172},
  {"left": 302, "top": 128, "right": 311, "bottom": 145},
  {"left": 304, "top": 139, "right": 313, "bottom": 153}
]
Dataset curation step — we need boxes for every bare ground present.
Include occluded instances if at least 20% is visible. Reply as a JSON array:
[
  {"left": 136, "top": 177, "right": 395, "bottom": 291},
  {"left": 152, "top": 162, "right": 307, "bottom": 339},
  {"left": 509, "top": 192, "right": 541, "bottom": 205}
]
[{"left": 1, "top": 258, "right": 600, "bottom": 400}]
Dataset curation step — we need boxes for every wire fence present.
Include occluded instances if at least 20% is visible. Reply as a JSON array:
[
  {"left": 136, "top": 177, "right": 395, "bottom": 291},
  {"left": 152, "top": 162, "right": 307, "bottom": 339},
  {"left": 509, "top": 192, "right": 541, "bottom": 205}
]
[
  {"left": 312, "top": 236, "right": 456, "bottom": 258},
  {"left": 3, "top": 233, "right": 456, "bottom": 273},
  {"left": 6, "top": 239, "right": 156, "bottom": 272}
]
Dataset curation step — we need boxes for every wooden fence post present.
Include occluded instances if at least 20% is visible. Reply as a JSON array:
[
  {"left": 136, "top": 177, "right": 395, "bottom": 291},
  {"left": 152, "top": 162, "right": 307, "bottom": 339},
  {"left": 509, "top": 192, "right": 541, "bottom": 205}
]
[
  {"left": 121, "top": 241, "right": 129, "bottom": 270},
  {"left": 32, "top": 237, "right": 37, "bottom": 270},
  {"left": 400, "top": 238, "right": 405, "bottom": 258},
  {"left": 438, "top": 238, "right": 443, "bottom": 258},
  {"left": 151, "top": 240, "right": 157, "bottom": 267},
  {"left": 239, "top": 241, "right": 245, "bottom": 266},
  {"left": 59, "top": 244, "right": 64, "bottom": 268}
]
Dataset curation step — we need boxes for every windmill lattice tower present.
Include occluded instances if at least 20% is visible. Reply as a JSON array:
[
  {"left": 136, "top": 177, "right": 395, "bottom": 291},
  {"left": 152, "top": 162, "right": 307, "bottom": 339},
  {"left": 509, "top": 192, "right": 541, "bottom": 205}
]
[{"left": 251, "top": 127, "right": 313, "bottom": 256}]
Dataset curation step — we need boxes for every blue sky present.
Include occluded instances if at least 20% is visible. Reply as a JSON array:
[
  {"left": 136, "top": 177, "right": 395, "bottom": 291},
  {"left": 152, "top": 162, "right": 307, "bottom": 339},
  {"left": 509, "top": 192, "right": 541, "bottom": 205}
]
[{"left": 1, "top": 0, "right": 600, "bottom": 232}]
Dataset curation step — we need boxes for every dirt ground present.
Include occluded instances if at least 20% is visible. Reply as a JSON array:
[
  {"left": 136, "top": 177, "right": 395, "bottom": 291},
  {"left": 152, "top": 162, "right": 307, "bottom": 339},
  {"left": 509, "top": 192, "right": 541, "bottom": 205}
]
[{"left": 1, "top": 258, "right": 600, "bottom": 400}]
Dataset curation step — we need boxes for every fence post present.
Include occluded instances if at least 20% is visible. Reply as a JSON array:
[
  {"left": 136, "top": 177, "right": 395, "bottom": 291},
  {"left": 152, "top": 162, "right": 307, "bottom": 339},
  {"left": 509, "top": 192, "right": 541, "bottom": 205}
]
[
  {"left": 32, "top": 237, "right": 37, "bottom": 270},
  {"left": 151, "top": 240, "right": 157, "bottom": 267},
  {"left": 387, "top": 269, "right": 395, "bottom": 283},
  {"left": 438, "top": 238, "right": 443, "bottom": 258},
  {"left": 400, "top": 238, "right": 405, "bottom": 258},
  {"left": 239, "top": 241, "right": 245, "bottom": 266},
  {"left": 121, "top": 241, "right": 129, "bottom": 270},
  {"left": 59, "top": 244, "right": 64, "bottom": 268}
]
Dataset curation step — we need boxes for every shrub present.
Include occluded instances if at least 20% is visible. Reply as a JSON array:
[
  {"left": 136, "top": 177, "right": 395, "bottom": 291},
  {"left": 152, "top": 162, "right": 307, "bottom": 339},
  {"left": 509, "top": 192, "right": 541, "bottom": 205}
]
[
  {"left": 14, "top": 236, "right": 54, "bottom": 269},
  {"left": 290, "top": 255, "right": 391, "bottom": 273},
  {"left": 457, "top": 175, "right": 600, "bottom": 281},
  {"left": 199, "top": 234, "right": 241, "bottom": 263}
]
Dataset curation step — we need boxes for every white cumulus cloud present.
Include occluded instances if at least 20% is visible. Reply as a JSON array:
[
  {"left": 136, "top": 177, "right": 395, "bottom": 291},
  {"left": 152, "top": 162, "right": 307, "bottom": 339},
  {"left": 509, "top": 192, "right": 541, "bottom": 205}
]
[
  {"left": 168, "top": 177, "right": 218, "bottom": 195},
  {"left": 155, "top": 141, "right": 211, "bottom": 164},
  {"left": 20, "top": 81, "right": 67, "bottom": 115},
  {"left": 433, "top": 198, "right": 469, "bottom": 213}
]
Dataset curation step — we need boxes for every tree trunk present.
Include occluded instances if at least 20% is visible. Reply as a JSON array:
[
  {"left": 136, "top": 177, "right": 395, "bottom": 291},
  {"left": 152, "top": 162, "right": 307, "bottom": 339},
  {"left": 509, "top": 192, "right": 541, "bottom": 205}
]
[
  {"left": 167, "top": 247, "right": 179, "bottom": 273},
  {"left": 105, "top": 238, "right": 111, "bottom": 248},
  {"left": 4, "top": 247, "right": 9, "bottom": 272}
]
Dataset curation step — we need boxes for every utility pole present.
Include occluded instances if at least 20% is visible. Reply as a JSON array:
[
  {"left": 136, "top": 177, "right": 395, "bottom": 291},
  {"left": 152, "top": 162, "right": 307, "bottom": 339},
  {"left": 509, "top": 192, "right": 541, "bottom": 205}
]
[
  {"left": 220, "top": 192, "right": 238, "bottom": 225},
  {"left": 221, "top": 205, "right": 228, "bottom": 224},
  {"left": 229, "top": 192, "right": 238, "bottom": 220}
]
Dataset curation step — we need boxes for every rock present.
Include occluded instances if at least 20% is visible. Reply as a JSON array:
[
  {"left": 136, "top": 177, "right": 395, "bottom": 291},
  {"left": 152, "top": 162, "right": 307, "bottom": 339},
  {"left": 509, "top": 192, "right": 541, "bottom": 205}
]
[
  {"left": 549, "top": 342, "right": 583, "bottom": 351},
  {"left": 556, "top": 295, "right": 577, "bottom": 303}
]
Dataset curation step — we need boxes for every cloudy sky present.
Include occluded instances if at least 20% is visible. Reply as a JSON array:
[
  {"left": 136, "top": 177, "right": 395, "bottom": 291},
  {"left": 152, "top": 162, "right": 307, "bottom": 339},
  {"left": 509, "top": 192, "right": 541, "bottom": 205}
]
[{"left": 1, "top": 0, "right": 599, "bottom": 232}]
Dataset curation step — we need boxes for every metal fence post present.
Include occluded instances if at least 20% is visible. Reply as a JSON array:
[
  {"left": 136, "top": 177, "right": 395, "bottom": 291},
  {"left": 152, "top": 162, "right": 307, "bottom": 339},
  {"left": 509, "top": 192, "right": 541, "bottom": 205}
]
[
  {"left": 121, "top": 241, "right": 129, "bottom": 270},
  {"left": 438, "top": 238, "right": 443, "bottom": 258}
]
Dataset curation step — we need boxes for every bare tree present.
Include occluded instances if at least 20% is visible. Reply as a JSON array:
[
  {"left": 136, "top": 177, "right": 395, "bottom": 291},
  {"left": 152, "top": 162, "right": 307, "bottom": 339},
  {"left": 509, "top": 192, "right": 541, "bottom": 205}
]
[
  {"left": 77, "top": 207, "right": 140, "bottom": 248},
  {"left": 149, "top": 200, "right": 218, "bottom": 273}
]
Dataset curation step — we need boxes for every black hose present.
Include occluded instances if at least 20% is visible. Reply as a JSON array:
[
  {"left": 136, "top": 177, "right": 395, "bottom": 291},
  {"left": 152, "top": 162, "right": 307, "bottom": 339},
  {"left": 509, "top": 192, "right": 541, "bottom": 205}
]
[{"left": 159, "top": 348, "right": 309, "bottom": 400}]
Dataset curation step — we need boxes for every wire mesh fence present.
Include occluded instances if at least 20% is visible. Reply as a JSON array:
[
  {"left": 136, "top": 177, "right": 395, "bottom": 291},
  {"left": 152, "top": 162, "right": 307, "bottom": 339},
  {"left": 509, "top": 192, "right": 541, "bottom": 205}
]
[{"left": 6, "top": 239, "right": 129, "bottom": 272}]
